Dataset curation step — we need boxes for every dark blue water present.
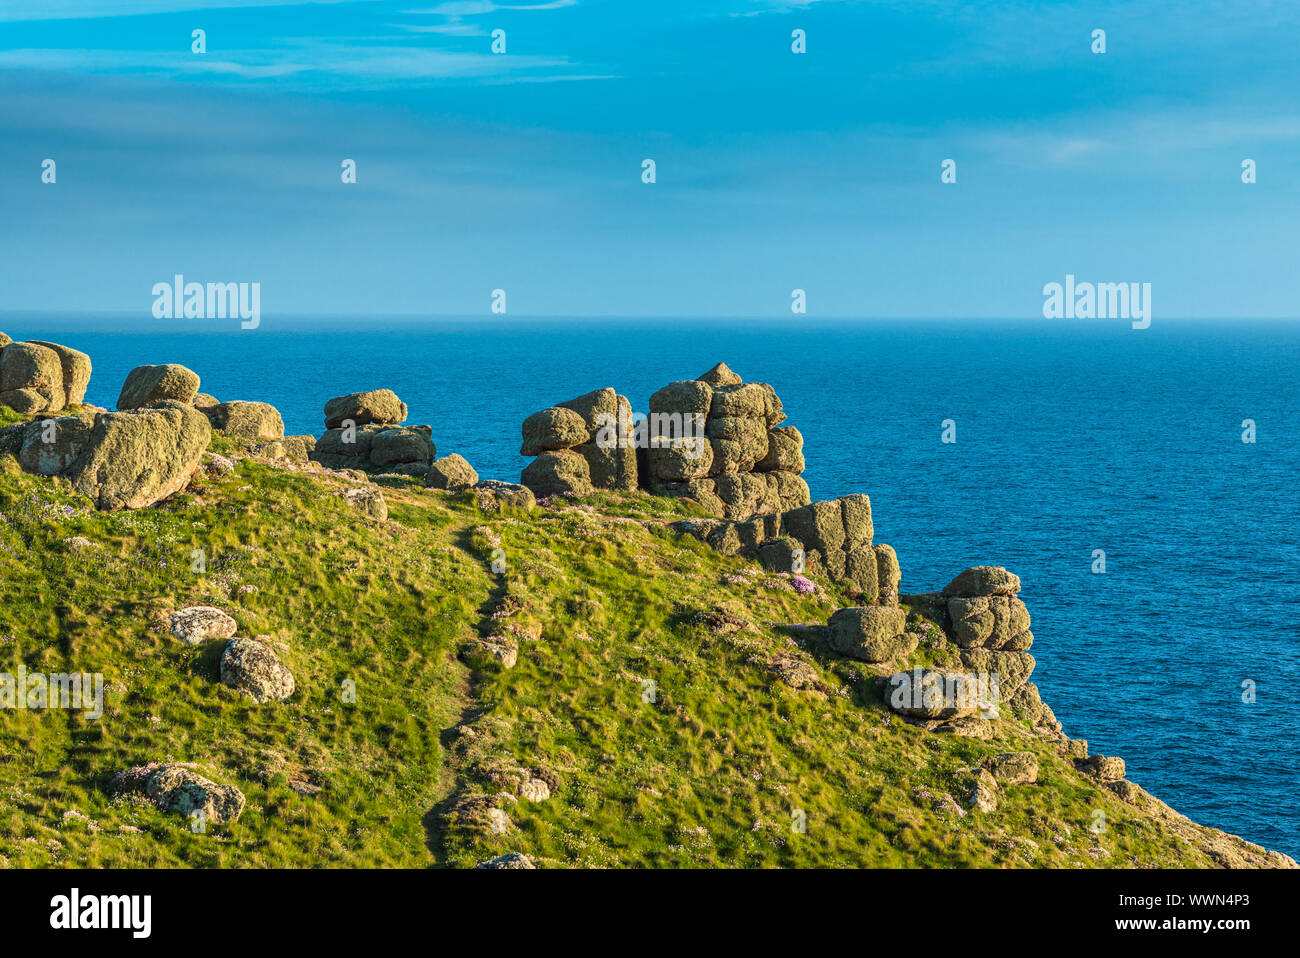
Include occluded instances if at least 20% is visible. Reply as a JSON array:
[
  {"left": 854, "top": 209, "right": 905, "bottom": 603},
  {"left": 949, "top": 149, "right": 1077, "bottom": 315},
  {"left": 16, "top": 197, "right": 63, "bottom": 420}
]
[{"left": 6, "top": 314, "right": 1298, "bottom": 857}]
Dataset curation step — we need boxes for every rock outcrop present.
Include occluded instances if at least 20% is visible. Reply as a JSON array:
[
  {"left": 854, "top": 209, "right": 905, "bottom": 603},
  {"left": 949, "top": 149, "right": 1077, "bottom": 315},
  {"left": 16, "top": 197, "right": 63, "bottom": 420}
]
[
  {"left": 519, "top": 387, "right": 637, "bottom": 496},
  {"left": 427, "top": 453, "right": 479, "bottom": 490},
  {"left": 312, "top": 389, "right": 433, "bottom": 475},
  {"left": 220, "top": 637, "right": 295, "bottom": 703},
  {"left": 324, "top": 389, "right": 407, "bottom": 429},
  {"left": 202, "top": 400, "right": 284, "bottom": 440},
  {"left": 3, "top": 400, "right": 211, "bottom": 510},
  {"left": 644, "top": 363, "right": 809, "bottom": 519},
  {"left": 0, "top": 338, "right": 91, "bottom": 414},
  {"left": 170, "top": 606, "right": 238, "bottom": 646},
  {"left": 111, "top": 763, "right": 245, "bottom": 824},
  {"left": 117, "top": 364, "right": 200, "bottom": 409}
]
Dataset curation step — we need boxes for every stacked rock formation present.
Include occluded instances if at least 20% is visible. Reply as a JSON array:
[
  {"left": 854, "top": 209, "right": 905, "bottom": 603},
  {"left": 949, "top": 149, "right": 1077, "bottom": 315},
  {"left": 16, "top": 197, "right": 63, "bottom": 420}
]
[
  {"left": 1, "top": 400, "right": 211, "bottom": 510},
  {"left": 520, "top": 387, "right": 637, "bottom": 496},
  {"left": 0, "top": 335, "right": 92, "bottom": 414},
  {"left": 311, "top": 388, "right": 434, "bottom": 475},
  {"left": 938, "top": 566, "right": 1036, "bottom": 699},
  {"left": 644, "top": 362, "right": 809, "bottom": 520},
  {"left": 117, "top": 362, "right": 288, "bottom": 442},
  {"left": 674, "top": 492, "right": 901, "bottom": 601}
]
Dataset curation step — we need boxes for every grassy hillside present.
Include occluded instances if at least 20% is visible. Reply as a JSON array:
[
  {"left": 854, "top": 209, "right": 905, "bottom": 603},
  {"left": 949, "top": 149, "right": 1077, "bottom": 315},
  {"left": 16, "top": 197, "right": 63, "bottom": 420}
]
[{"left": 0, "top": 426, "right": 1291, "bottom": 869}]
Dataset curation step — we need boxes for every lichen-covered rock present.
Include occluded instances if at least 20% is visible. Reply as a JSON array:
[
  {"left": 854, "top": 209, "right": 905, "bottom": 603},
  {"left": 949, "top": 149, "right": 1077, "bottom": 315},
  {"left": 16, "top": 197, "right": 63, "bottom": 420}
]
[
  {"left": 0, "top": 342, "right": 64, "bottom": 413},
  {"left": 698, "top": 361, "right": 742, "bottom": 387},
  {"left": 192, "top": 392, "right": 219, "bottom": 408},
  {"left": 984, "top": 752, "right": 1039, "bottom": 785},
  {"left": 0, "top": 332, "right": 10, "bottom": 348},
  {"left": 427, "top": 453, "right": 479, "bottom": 490},
  {"left": 68, "top": 401, "right": 211, "bottom": 510},
  {"left": 561, "top": 389, "right": 638, "bottom": 491},
  {"left": 839, "top": 494, "right": 873, "bottom": 547},
  {"left": 522, "top": 449, "right": 592, "bottom": 497},
  {"left": 942, "top": 565, "right": 1022, "bottom": 598},
  {"left": 959, "top": 648, "right": 1036, "bottom": 697},
  {"left": 520, "top": 406, "right": 589, "bottom": 456},
  {"left": 476, "top": 852, "right": 536, "bottom": 869},
  {"left": 785, "top": 499, "right": 846, "bottom": 557},
  {"left": 947, "top": 594, "right": 1031, "bottom": 649},
  {"left": 15, "top": 411, "right": 96, "bottom": 475},
  {"left": 170, "top": 606, "right": 237, "bottom": 646},
  {"left": 473, "top": 480, "right": 535, "bottom": 512},
  {"left": 462, "top": 634, "right": 518, "bottom": 669},
  {"left": 369, "top": 424, "right": 434, "bottom": 466},
  {"left": 968, "top": 768, "right": 999, "bottom": 813},
  {"left": 713, "top": 471, "right": 780, "bottom": 520},
  {"left": 342, "top": 486, "right": 387, "bottom": 520},
  {"left": 29, "top": 341, "right": 91, "bottom": 407},
  {"left": 885, "top": 668, "right": 983, "bottom": 719},
  {"left": 647, "top": 434, "right": 713, "bottom": 481},
  {"left": 1077, "top": 754, "right": 1126, "bottom": 782},
  {"left": 709, "top": 382, "right": 770, "bottom": 419},
  {"left": 874, "top": 544, "right": 901, "bottom": 604},
  {"left": 220, "top": 637, "right": 295, "bottom": 703},
  {"left": 202, "top": 400, "right": 284, "bottom": 440},
  {"left": 117, "top": 363, "right": 200, "bottom": 410},
  {"left": 112, "top": 763, "right": 245, "bottom": 824},
  {"left": 649, "top": 380, "right": 713, "bottom": 419},
  {"left": 758, "top": 537, "right": 804, "bottom": 574},
  {"left": 755, "top": 425, "right": 804, "bottom": 473},
  {"left": 827, "top": 606, "right": 911, "bottom": 662},
  {"left": 324, "top": 389, "right": 407, "bottom": 429},
  {"left": 844, "top": 546, "right": 879, "bottom": 597}
]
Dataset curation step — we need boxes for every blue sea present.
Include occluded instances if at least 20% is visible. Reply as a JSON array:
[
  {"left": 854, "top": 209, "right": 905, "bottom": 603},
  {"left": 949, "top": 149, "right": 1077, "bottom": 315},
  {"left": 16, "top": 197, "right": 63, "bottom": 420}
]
[{"left": 6, "top": 313, "right": 1299, "bottom": 858}]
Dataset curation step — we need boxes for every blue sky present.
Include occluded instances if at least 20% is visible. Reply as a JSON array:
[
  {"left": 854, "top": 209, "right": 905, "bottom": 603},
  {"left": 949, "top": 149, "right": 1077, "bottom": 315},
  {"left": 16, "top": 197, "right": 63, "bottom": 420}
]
[{"left": 1, "top": 0, "right": 1299, "bottom": 319}]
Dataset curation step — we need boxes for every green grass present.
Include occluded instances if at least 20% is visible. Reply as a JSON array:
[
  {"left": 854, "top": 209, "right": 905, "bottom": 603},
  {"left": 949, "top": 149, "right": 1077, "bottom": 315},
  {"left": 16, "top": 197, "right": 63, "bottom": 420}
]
[{"left": 0, "top": 439, "right": 1281, "bottom": 868}]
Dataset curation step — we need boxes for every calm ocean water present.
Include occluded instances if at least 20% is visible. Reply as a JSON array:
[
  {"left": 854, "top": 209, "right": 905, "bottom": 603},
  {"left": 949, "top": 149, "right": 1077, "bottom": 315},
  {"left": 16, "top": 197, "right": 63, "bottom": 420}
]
[{"left": 6, "top": 313, "right": 1299, "bottom": 857}]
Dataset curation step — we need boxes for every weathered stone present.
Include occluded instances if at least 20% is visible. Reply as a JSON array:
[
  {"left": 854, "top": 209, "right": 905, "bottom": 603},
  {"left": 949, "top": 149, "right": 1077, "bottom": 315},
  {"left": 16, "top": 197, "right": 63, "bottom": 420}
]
[
  {"left": 968, "top": 768, "right": 999, "bottom": 813},
  {"left": 170, "top": 606, "right": 237, "bottom": 646},
  {"left": 342, "top": 486, "right": 387, "bottom": 520},
  {"left": 713, "top": 471, "right": 781, "bottom": 520},
  {"left": 709, "top": 383, "right": 770, "bottom": 419},
  {"left": 567, "top": 392, "right": 637, "bottom": 490},
  {"left": 369, "top": 424, "right": 434, "bottom": 466},
  {"left": 984, "top": 752, "right": 1039, "bottom": 785},
  {"left": 697, "top": 361, "right": 742, "bottom": 387},
  {"left": 1077, "top": 755, "right": 1126, "bottom": 782},
  {"left": 959, "top": 648, "right": 1036, "bottom": 697},
  {"left": 324, "top": 389, "right": 407, "bottom": 429},
  {"left": 139, "top": 765, "right": 245, "bottom": 824},
  {"left": 202, "top": 400, "right": 284, "bottom": 440},
  {"left": 785, "top": 500, "right": 845, "bottom": 557},
  {"left": 874, "top": 544, "right": 900, "bottom": 604},
  {"left": 29, "top": 341, "right": 91, "bottom": 407},
  {"left": 476, "top": 852, "right": 535, "bottom": 869},
  {"left": 16, "top": 411, "right": 95, "bottom": 475},
  {"left": 427, "top": 453, "right": 479, "bottom": 490},
  {"left": 521, "top": 407, "right": 589, "bottom": 456},
  {"left": 948, "top": 595, "right": 1031, "bottom": 649},
  {"left": 649, "top": 380, "right": 713, "bottom": 419},
  {"left": 68, "top": 401, "right": 210, "bottom": 510},
  {"left": 473, "top": 480, "right": 535, "bottom": 511},
  {"left": 827, "top": 606, "right": 911, "bottom": 662},
  {"left": 758, "top": 537, "right": 804, "bottom": 574},
  {"left": 884, "top": 668, "right": 983, "bottom": 719},
  {"left": 192, "top": 392, "right": 219, "bottom": 408},
  {"left": 220, "top": 637, "right": 295, "bottom": 703},
  {"left": 840, "top": 494, "right": 873, "bottom": 547},
  {"left": 647, "top": 434, "right": 713, "bottom": 481},
  {"left": 0, "top": 342, "right": 63, "bottom": 412},
  {"left": 942, "top": 566, "right": 1021, "bottom": 598},
  {"left": 117, "top": 363, "right": 200, "bottom": 410},
  {"left": 522, "top": 448, "right": 592, "bottom": 496},
  {"left": 754, "top": 425, "right": 804, "bottom": 473}
]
